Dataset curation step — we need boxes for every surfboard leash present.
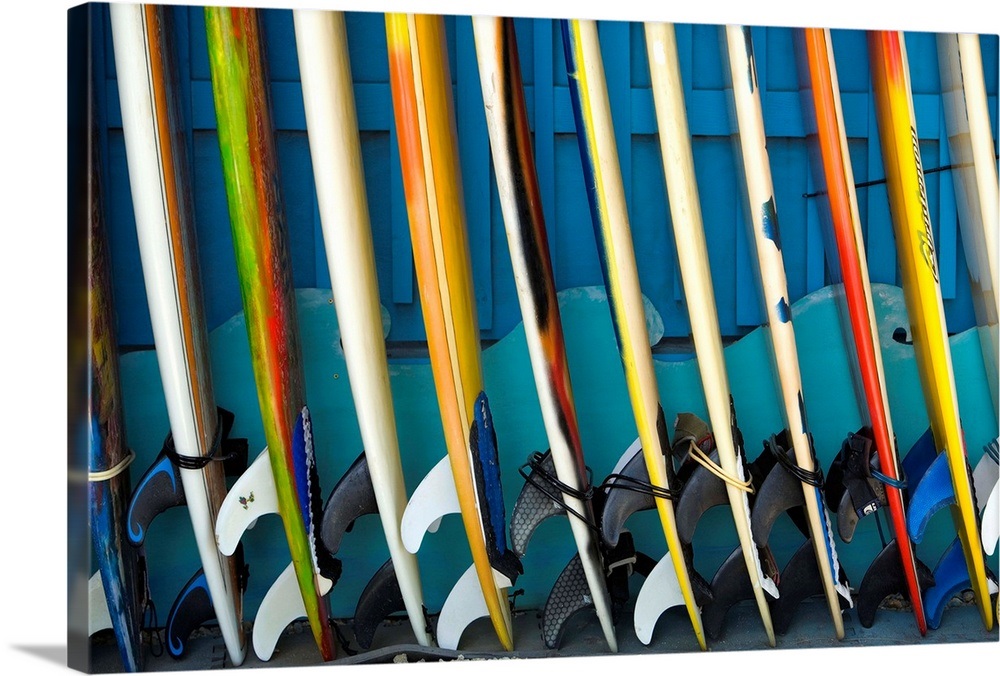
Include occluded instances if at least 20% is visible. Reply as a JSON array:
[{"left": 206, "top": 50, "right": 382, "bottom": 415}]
[
  {"left": 765, "top": 434, "right": 825, "bottom": 488},
  {"left": 517, "top": 451, "right": 599, "bottom": 531}
]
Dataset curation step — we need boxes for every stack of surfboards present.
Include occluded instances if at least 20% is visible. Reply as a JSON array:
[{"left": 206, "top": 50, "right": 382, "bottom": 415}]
[{"left": 91, "top": 10, "right": 999, "bottom": 667}]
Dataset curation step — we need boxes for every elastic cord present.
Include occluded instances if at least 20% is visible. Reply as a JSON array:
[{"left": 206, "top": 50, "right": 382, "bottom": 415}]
[
  {"left": 88, "top": 448, "right": 135, "bottom": 482},
  {"left": 518, "top": 452, "right": 598, "bottom": 531},
  {"left": 767, "top": 436, "right": 824, "bottom": 488},
  {"left": 870, "top": 468, "right": 906, "bottom": 490},
  {"left": 685, "top": 441, "right": 754, "bottom": 493},
  {"left": 163, "top": 416, "right": 235, "bottom": 471},
  {"left": 598, "top": 471, "right": 679, "bottom": 502}
]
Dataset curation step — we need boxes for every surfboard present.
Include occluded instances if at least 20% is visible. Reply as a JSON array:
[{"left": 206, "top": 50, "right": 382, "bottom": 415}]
[
  {"left": 471, "top": 16, "right": 617, "bottom": 652},
  {"left": 800, "top": 26, "right": 927, "bottom": 634},
  {"left": 386, "top": 13, "right": 521, "bottom": 652},
  {"left": 108, "top": 4, "right": 248, "bottom": 664},
  {"left": 869, "top": 29, "right": 995, "bottom": 631},
  {"left": 204, "top": 7, "right": 336, "bottom": 661},
  {"left": 292, "top": 8, "right": 433, "bottom": 649},
  {"left": 561, "top": 18, "right": 706, "bottom": 650},
  {"left": 87, "top": 94, "right": 145, "bottom": 673},
  {"left": 937, "top": 33, "right": 999, "bottom": 417},
  {"left": 723, "top": 24, "right": 851, "bottom": 639},
  {"left": 644, "top": 21, "right": 777, "bottom": 647}
]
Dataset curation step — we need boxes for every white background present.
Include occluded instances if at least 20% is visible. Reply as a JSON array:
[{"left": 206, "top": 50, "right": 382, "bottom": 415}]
[{"left": 1, "top": 0, "right": 997, "bottom": 674}]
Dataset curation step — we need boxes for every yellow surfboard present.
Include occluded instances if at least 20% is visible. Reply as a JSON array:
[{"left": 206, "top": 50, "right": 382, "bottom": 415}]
[{"left": 869, "top": 29, "right": 994, "bottom": 631}]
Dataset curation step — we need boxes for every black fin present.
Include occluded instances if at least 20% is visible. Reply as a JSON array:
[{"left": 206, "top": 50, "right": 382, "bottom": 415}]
[
  {"left": 541, "top": 554, "right": 595, "bottom": 649},
  {"left": 751, "top": 442, "right": 808, "bottom": 545},
  {"left": 856, "top": 539, "right": 934, "bottom": 628},
  {"left": 163, "top": 568, "right": 213, "bottom": 659},
  {"left": 604, "top": 531, "right": 641, "bottom": 621},
  {"left": 702, "top": 545, "right": 754, "bottom": 640},
  {"left": 825, "top": 430, "right": 884, "bottom": 543},
  {"left": 353, "top": 558, "right": 412, "bottom": 650},
  {"left": 771, "top": 538, "right": 850, "bottom": 634},
  {"left": 690, "top": 563, "right": 714, "bottom": 608},
  {"left": 674, "top": 448, "right": 728, "bottom": 546},
  {"left": 126, "top": 449, "right": 186, "bottom": 547},
  {"left": 217, "top": 408, "right": 249, "bottom": 478},
  {"left": 510, "top": 450, "right": 566, "bottom": 557},
  {"left": 599, "top": 450, "right": 656, "bottom": 549},
  {"left": 319, "top": 452, "right": 378, "bottom": 557}
]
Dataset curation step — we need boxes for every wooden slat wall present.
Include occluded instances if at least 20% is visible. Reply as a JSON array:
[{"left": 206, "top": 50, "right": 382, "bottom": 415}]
[{"left": 98, "top": 6, "right": 999, "bottom": 348}]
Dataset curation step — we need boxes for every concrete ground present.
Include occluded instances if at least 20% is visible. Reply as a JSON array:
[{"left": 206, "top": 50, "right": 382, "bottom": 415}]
[{"left": 87, "top": 595, "right": 999, "bottom": 672}]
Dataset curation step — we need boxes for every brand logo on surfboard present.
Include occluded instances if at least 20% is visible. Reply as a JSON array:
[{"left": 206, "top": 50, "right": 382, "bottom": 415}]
[{"left": 910, "top": 125, "right": 939, "bottom": 283}]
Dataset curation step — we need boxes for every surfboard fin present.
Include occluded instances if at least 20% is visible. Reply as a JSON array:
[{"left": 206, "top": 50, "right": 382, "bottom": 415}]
[
  {"left": 162, "top": 544, "right": 248, "bottom": 659},
  {"left": 702, "top": 544, "right": 756, "bottom": 639},
  {"left": 770, "top": 538, "right": 852, "bottom": 634},
  {"left": 88, "top": 570, "right": 112, "bottom": 635},
  {"left": 855, "top": 539, "right": 934, "bottom": 628},
  {"left": 353, "top": 557, "right": 426, "bottom": 650},
  {"left": 599, "top": 438, "right": 655, "bottom": 549},
  {"left": 319, "top": 452, "right": 379, "bottom": 557},
  {"left": 164, "top": 568, "right": 214, "bottom": 659},
  {"left": 632, "top": 550, "right": 687, "bottom": 645},
  {"left": 906, "top": 451, "right": 956, "bottom": 544},
  {"left": 540, "top": 554, "right": 595, "bottom": 649},
  {"left": 901, "top": 428, "right": 937, "bottom": 496},
  {"left": 674, "top": 446, "right": 728, "bottom": 544},
  {"left": 127, "top": 408, "right": 250, "bottom": 547},
  {"left": 973, "top": 448, "right": 999, "bottom": 556},
  {"left": 401, "top": 454, "right": 461, "bottom": 554},
  {"left": 252, "top": 562, "right": 334, "bottom": 662},
  {"left": 435, "top": 563, "right": 490, "bottom": 650},
  {"left": 751, "top": 435, "right": 808, "bottom": 546},
  {"left": 126, "top": 450, "right": 186, "bottom": 547},
  {"left": 510, "top": 450, "right": 567, "bottom": 556},
  {"left": 216, "top": 449, "right": 280, "bottom": 556},
  {"left": 923, "top": 536, "right": 989, "bottom": 630},
  {"left": 825, "top": 429, "right": 888, "bottom": 543}
]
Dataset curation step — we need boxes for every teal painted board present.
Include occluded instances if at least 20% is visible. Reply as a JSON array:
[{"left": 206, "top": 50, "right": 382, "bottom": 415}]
[{"left": 94, "top": 3, "right": 997, "bottom": 351}]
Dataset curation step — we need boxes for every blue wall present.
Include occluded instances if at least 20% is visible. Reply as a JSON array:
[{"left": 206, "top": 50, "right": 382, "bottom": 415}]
[{"left": 91, "top": 5, "right": 999, "bottom": 348}]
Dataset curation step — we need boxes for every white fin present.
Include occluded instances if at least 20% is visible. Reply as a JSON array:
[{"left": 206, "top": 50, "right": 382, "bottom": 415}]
[
  {"left": 633, "top": 552, "right": 686, "bottom": 645},
  {"left": 973, "top": 451, "right": 999, "bottom": 513},
  {"left": 252, "top": 562, "right": 333, "bottom": 661},
  {"left": 436, "top": 563, "right": 490, "bottom": 650},
  {"left": 492, "top": 569, "right": 513, "bottom": 589},
  {"left": 216, "top": 449, "right": 279, "bottom": 556},
  {"left": 88, "top": 571, "right": 111, "bottom": 635},
  {"left": 981, "top": 479, "right": 999, "bottom": 556},
  {"left": 401, "top": 455, "right": 460, "bottom": 554},
  {"left": 606, "top": 437, "right": 643, "bottom": 484}
]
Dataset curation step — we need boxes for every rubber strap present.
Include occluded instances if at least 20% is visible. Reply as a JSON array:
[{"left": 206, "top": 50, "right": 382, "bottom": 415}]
[
  {"left": 88, "top": 448, "right": 136, "bottom": 482},
  {"left": 162, "top": 411, "right": 235, "bottom": 471},
  {"left": 686, "top": 441, "right": 754, "bottom": 493}
]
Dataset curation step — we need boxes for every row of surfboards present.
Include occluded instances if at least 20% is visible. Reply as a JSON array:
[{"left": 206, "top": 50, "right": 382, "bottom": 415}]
[{"left": 81, "top": 5, "right": 999, "bottom": 672}]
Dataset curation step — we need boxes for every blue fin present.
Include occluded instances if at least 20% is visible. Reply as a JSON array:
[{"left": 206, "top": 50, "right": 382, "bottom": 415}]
[
  {"left": 906, "top": 452, "right": 955, "bottom": 544},
  {"left": 127, "top": 450, "right": 185, "bottom": 546},
  {"left": 924, "top": 537, "right": 970, "bottom": 630}
]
